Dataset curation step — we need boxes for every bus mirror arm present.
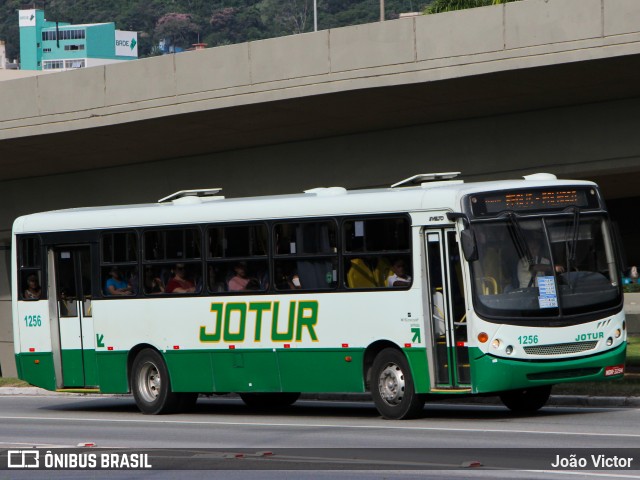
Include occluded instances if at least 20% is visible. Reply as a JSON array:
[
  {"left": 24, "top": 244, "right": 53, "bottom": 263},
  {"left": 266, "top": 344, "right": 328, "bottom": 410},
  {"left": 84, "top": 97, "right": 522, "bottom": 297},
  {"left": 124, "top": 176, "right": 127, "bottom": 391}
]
[
  {"left": 446, "top": 212, "right": 478, "bottom": 262},
  {"left": 446, "top": 212, "right": 470, "bottom": 228}
]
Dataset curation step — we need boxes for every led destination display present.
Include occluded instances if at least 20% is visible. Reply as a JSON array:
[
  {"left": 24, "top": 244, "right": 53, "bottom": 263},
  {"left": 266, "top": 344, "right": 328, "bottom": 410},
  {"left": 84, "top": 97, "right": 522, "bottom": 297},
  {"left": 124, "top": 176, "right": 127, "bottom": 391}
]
[{"left": 470, "top": 187, "right": 600, "bottom": 217}]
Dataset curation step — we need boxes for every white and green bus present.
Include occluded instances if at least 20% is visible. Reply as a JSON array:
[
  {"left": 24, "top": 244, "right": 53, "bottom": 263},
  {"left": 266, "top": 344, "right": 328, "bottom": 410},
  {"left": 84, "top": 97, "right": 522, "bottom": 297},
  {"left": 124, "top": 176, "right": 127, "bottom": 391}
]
[{"left": 12, "top": 173, "right": 626, "bottom": 419}]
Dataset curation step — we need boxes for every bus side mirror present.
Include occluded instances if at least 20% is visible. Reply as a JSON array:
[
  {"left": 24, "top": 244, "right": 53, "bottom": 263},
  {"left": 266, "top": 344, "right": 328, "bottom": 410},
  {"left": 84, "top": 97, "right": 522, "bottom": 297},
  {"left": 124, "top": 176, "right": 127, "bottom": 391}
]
[{"left": 461, "top": 230, "right": 478, "bottom": 262}]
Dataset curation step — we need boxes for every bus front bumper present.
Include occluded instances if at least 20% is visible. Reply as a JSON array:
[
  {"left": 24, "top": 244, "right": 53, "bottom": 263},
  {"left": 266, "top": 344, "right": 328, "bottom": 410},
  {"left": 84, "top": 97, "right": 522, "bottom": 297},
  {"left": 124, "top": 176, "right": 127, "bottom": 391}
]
[{"left": 470, "top": 342, "right": 626, "bottom": 394}]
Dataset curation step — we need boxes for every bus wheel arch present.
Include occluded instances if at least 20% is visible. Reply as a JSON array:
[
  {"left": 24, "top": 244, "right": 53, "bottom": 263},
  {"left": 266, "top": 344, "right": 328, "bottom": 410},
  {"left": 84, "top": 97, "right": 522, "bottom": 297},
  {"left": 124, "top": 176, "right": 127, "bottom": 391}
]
[
  {"left": 367, "top": 345, "right": 426, "bottom": 420},
  {"left": 363, "top": 340, "right": 400, "bottom": 391},
  {"left": 129, "top": 346, "right": 180, "bottom": 415}
]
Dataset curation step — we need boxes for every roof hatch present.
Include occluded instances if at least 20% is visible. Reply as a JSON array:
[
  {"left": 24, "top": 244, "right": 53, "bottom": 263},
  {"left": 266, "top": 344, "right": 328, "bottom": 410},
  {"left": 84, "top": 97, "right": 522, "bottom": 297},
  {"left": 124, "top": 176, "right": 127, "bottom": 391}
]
[
  {"left": 158, "top": 188, "right": 224, "bottom": 204},
  {"left": 391, "top": 172, "right": 461, "bottom": 188}
]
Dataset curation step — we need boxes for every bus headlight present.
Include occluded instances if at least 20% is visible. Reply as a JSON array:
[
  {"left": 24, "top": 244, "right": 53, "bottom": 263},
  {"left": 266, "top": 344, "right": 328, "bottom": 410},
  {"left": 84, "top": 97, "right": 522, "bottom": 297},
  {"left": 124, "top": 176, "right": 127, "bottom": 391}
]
[
  {"left": 491, "top": 339, "right": 501, "bottom": 349},
  {"left": 606, "top": 337, "right": 613, "bottom": 346},
  {"left": 505, "top": 345, "right": 513, "bottom": 355},
  {"left": 615, "top": 329, "right": 621, "bottom": 339}
]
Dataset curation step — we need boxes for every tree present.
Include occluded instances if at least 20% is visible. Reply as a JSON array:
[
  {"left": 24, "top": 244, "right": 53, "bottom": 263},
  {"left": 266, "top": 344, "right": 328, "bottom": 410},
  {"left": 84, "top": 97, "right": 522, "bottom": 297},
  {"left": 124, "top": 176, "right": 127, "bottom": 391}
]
[
  {"left": 154, "top": 12, "right": 200, "bottom": 51},
  {"left": 425, "top": 0, "right": 520, "bottom": 14},
  {"left": 277, "top": 0, "right": 312, "bottom": 35},
  {"left": 208, "top": 6, "right": 266, "bottom": 46}
]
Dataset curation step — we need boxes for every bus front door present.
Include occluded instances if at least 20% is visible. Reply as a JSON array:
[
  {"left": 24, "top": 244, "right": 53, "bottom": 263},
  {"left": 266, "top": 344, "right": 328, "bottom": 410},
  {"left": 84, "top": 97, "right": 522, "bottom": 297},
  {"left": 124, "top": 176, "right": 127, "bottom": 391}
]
[
  {"left": 50, "top": 246, "right": 96, "bottom": 388},
  {"left": 424, "top": 229, "right": 470, "bottom": 389}
]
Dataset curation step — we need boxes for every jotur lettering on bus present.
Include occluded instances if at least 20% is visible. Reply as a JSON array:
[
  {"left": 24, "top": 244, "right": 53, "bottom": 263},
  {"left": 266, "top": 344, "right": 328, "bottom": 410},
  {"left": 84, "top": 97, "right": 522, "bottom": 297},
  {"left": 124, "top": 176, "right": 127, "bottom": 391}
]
[{"left": 200, "top": 301, "right": 319, "bottom": 343}]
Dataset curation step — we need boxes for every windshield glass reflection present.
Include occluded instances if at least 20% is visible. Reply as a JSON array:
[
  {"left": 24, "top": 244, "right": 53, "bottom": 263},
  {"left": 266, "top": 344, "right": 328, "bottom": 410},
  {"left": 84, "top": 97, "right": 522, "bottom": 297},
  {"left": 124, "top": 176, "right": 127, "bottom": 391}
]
[{"left": 470, "top": 215, "right": 620, "bottom": 320}]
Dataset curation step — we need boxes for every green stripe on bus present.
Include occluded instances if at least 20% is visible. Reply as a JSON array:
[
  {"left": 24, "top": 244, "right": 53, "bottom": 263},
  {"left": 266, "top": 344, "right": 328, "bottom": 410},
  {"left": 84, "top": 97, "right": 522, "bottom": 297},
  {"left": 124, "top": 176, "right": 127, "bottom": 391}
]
[
  {"left": 61, "top": 349, "right": 84, "bottom": 387},
  {"left": 403, "top": 348, "right": 430, "bottom": 393},
  {"left": 15, "top": 352, "right": 56, "bottom": 391},
  {"left": 96, "top": 351, "right": 129, "bottom": 393},
  {"left": 83, "top": 349, "right": 99, "bottom": 387},
  {"left": 19, "top": 347, "right": 430, "bottom": 395},
  {"left": 165, "top": 348, "right": 367, "bottom": 393}
]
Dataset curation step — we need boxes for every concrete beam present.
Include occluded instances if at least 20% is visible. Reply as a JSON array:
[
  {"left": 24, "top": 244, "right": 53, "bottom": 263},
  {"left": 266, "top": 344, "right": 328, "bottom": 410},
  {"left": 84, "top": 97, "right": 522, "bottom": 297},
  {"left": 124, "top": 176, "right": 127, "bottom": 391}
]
[{"left": 0, "top": 0, "right": 639, "bottom": 174}]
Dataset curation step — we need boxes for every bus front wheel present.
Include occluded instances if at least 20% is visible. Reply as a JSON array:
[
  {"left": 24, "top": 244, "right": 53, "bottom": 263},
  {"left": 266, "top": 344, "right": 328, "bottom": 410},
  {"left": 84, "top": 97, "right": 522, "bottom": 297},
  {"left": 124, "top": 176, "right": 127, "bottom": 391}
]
[
  {"left": 131, "top": 349, "right": 179, "bottom": 415},
  {"left": 371, "top": 348, "right": 425, "bottom": 420},
  {"left": 499, "top": 385, "right": 552, "bottom": 413}
]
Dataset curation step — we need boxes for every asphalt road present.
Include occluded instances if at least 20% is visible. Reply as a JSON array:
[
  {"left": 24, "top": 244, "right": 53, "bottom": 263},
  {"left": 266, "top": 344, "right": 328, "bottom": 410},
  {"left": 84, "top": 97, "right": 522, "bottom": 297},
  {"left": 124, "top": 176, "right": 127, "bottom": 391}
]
[{"left": 1, "top": 394, "right": 639, "bottom": 479}]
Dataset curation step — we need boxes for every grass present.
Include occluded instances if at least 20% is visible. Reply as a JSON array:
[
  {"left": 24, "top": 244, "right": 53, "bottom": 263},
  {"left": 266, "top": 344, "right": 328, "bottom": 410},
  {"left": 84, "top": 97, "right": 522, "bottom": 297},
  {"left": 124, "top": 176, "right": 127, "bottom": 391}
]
[
  {"left": 553, "top": 377, "right": 640, "bottom": 396},
  {"left": 626, "top": 335, "right": 640, "bottom": 367},
  {"left": 0, "top": 377, "right": 29, "bottom": 387}
]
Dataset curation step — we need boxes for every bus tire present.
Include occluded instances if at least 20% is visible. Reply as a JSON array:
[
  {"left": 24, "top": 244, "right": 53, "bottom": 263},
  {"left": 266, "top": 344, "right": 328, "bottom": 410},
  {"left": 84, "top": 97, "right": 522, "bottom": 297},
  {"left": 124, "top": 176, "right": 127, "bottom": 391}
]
[
  {"left": 499, "top": 385, "right": 552, "bottom": 413},
  {"left": 131, "top": 349, "right": 179, "bottom": 415},
  {"left": 371, "top": 348, "right": 425, "bottom": 420},
  {"left": 239, "top": 392, "right": 300, "bottom": 409}
]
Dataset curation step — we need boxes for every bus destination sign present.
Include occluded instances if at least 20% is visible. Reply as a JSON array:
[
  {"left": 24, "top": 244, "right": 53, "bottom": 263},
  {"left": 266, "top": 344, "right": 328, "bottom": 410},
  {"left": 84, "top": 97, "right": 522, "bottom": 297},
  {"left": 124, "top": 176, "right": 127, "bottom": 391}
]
[{"left": 470, "top": 187, "right": 599, "bottom": 217}]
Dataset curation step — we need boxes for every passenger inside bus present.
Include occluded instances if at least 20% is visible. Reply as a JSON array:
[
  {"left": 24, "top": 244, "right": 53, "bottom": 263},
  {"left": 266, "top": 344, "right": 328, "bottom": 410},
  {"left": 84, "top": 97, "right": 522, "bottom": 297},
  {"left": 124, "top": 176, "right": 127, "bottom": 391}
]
[
  {"left": 104, "top": 266, "right": 133, "bottom": 296},
  {"left": 165, "top": 263, "right": 196, "bottom": 294},
  {"left": 386, "top": 258, "right": 411, "bottom": 287},
  {"left": 23, "top": 274, "right": 41, "bottom": 300},
  {"left": 228, "top": 262, "right": 260, "bottom": 291},
  {"left": 144, "top": 267, "right": 164, "bottom": 294},
  {"left": 59, "top": 288, "right": 77, "bottom": 316},
  {"left": 517, "top": 237, "right": 565, "bottom": 288},
  {"left": 275, "top": 262, "right": 302, "bottom": 290}
]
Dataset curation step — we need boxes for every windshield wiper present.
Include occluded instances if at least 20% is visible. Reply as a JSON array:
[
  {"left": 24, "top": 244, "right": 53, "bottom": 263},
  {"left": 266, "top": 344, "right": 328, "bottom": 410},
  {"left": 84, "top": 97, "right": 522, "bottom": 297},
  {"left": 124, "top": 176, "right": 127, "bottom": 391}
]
[
  {"left": 567, "top": 207, "right": 581, "bottom": 290},
  {"left": 569, "top": 207, "right": 580, "bottom": 264},
  {"left": 506, "top": 212, "right": 534, "bottom": 269}
]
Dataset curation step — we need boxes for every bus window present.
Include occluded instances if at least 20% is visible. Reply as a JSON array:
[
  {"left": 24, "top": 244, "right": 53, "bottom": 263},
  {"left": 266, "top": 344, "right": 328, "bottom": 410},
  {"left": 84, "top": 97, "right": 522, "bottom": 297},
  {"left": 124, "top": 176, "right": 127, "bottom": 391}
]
[
  {"left": 274, "top": 221, "right": 337, "bottom": 291},
  {"left": 101, "top": 231, "right": 138, "bottom": 297},
  {"left": 206, "top": 224, "right": 268, "bottom": 294},
  {"left": 143, "top": 228, "right": 202, "bottom": 295},
  {"left": 18, "top": 236, "right": 45, "bottom": 300},
  {"left": 343, "top": 216, "right": 411, "bottom": 289}
]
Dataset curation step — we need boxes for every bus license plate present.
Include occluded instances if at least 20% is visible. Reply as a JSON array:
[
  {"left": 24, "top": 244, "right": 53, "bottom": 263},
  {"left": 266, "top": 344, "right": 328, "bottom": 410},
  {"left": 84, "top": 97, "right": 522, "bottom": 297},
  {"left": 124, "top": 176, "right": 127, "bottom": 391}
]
[{"left": 605, "top": 365, "right": 624, "bottom": 377}]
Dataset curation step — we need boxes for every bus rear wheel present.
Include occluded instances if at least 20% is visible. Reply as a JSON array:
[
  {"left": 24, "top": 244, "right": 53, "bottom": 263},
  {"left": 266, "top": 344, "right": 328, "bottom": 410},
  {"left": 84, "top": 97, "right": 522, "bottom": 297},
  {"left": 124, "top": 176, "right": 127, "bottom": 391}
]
[
  {"left": 239, "top": 392, "right": 300, "bottom": 409},
  {"left": 131, "top": 349, "right": 179, "bottom": 415},
  {"left": 499, "top": 385, "right": 552, "bottom": 413},
  {"left": 371, "top": 348, "right": 425, "bottom": 420}
]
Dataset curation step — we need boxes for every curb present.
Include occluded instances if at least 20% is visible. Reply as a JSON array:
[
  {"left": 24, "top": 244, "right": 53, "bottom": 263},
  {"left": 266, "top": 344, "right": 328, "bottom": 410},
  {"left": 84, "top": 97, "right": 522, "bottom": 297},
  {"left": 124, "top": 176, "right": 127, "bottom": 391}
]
[{"left": 1, "top": 387, "right": 640, "bottom": 407}]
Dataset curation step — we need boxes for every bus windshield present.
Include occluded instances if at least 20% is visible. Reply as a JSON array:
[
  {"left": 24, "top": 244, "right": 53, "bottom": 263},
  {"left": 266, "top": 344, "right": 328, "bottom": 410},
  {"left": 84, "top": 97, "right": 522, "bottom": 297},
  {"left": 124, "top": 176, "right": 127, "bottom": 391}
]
[{"left": 470, "top": 214, "right": 621, "bottom": 321}]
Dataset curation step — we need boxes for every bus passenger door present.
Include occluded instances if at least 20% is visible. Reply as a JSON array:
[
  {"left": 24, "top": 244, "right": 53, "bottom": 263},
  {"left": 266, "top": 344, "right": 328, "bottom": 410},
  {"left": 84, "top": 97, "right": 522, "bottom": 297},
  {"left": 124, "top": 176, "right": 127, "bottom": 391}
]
[
  {"left": 424, "top": 229, "right": 470, "bottom": 389},
  {"left": 50, "top": 246, "right": 96, "bottom": 388}
]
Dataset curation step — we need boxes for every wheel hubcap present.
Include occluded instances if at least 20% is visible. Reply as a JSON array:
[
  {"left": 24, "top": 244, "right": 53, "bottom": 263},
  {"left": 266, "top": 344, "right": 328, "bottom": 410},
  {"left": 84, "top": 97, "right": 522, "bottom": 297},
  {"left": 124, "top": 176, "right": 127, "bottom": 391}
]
[
  {"left": 138, "top": 361, "right": 160, "bottom": 403},
  {"left": 378, "top": 362, "right": 405, "bottom": 406}
]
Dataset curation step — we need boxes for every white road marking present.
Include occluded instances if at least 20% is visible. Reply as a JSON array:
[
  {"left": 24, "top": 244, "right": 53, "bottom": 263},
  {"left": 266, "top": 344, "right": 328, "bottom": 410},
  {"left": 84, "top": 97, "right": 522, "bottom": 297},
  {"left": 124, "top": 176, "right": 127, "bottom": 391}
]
[
  {"left": 1, "top": 414, "right": 640, "bottom": 438},
  {"left": 525, "top": 472, "right": 640, "bottom": 479}
]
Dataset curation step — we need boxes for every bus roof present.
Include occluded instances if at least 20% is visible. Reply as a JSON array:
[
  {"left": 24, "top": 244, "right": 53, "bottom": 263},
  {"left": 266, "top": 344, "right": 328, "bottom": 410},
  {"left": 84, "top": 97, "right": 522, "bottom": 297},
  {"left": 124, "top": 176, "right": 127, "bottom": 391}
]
[{"left": 13, "top": 177, "right": 597, "bottom": 234}]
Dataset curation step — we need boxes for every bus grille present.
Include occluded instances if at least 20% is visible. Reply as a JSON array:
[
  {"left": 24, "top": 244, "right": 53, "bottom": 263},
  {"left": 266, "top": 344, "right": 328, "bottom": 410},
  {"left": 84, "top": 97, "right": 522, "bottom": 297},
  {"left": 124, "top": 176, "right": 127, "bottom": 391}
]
[{"left": 523, "top": 341, "right": 598, "bottom": 356}]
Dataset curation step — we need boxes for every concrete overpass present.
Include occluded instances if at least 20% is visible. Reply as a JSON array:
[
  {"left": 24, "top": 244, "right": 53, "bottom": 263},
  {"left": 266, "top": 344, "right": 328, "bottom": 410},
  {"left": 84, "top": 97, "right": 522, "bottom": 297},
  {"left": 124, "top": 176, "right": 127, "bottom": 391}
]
[{"left": 1, "top": 0, "right": 640, "bottom": 375}]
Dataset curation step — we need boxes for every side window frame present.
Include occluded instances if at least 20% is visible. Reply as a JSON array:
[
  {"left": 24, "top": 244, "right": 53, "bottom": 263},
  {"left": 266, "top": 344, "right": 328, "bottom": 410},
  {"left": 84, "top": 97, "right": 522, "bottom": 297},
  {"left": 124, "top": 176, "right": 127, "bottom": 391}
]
[
  {"left": 100, "top": 230, "right": 139, "bottom": 298},
  {"left": 342, "top": 214, "right": 413, "bottom": 290},
  {"left": 272, "top": 219, "right": 339, "bottom": 292},
  {"left": 141, "top": 226, "right": 203, "bottom": 296},
  {"left": 17, "top": 235, "right": 46, "bottom": 301},
  {"left": 206, "top": 221, "right": 269, "bottom": 295}
]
